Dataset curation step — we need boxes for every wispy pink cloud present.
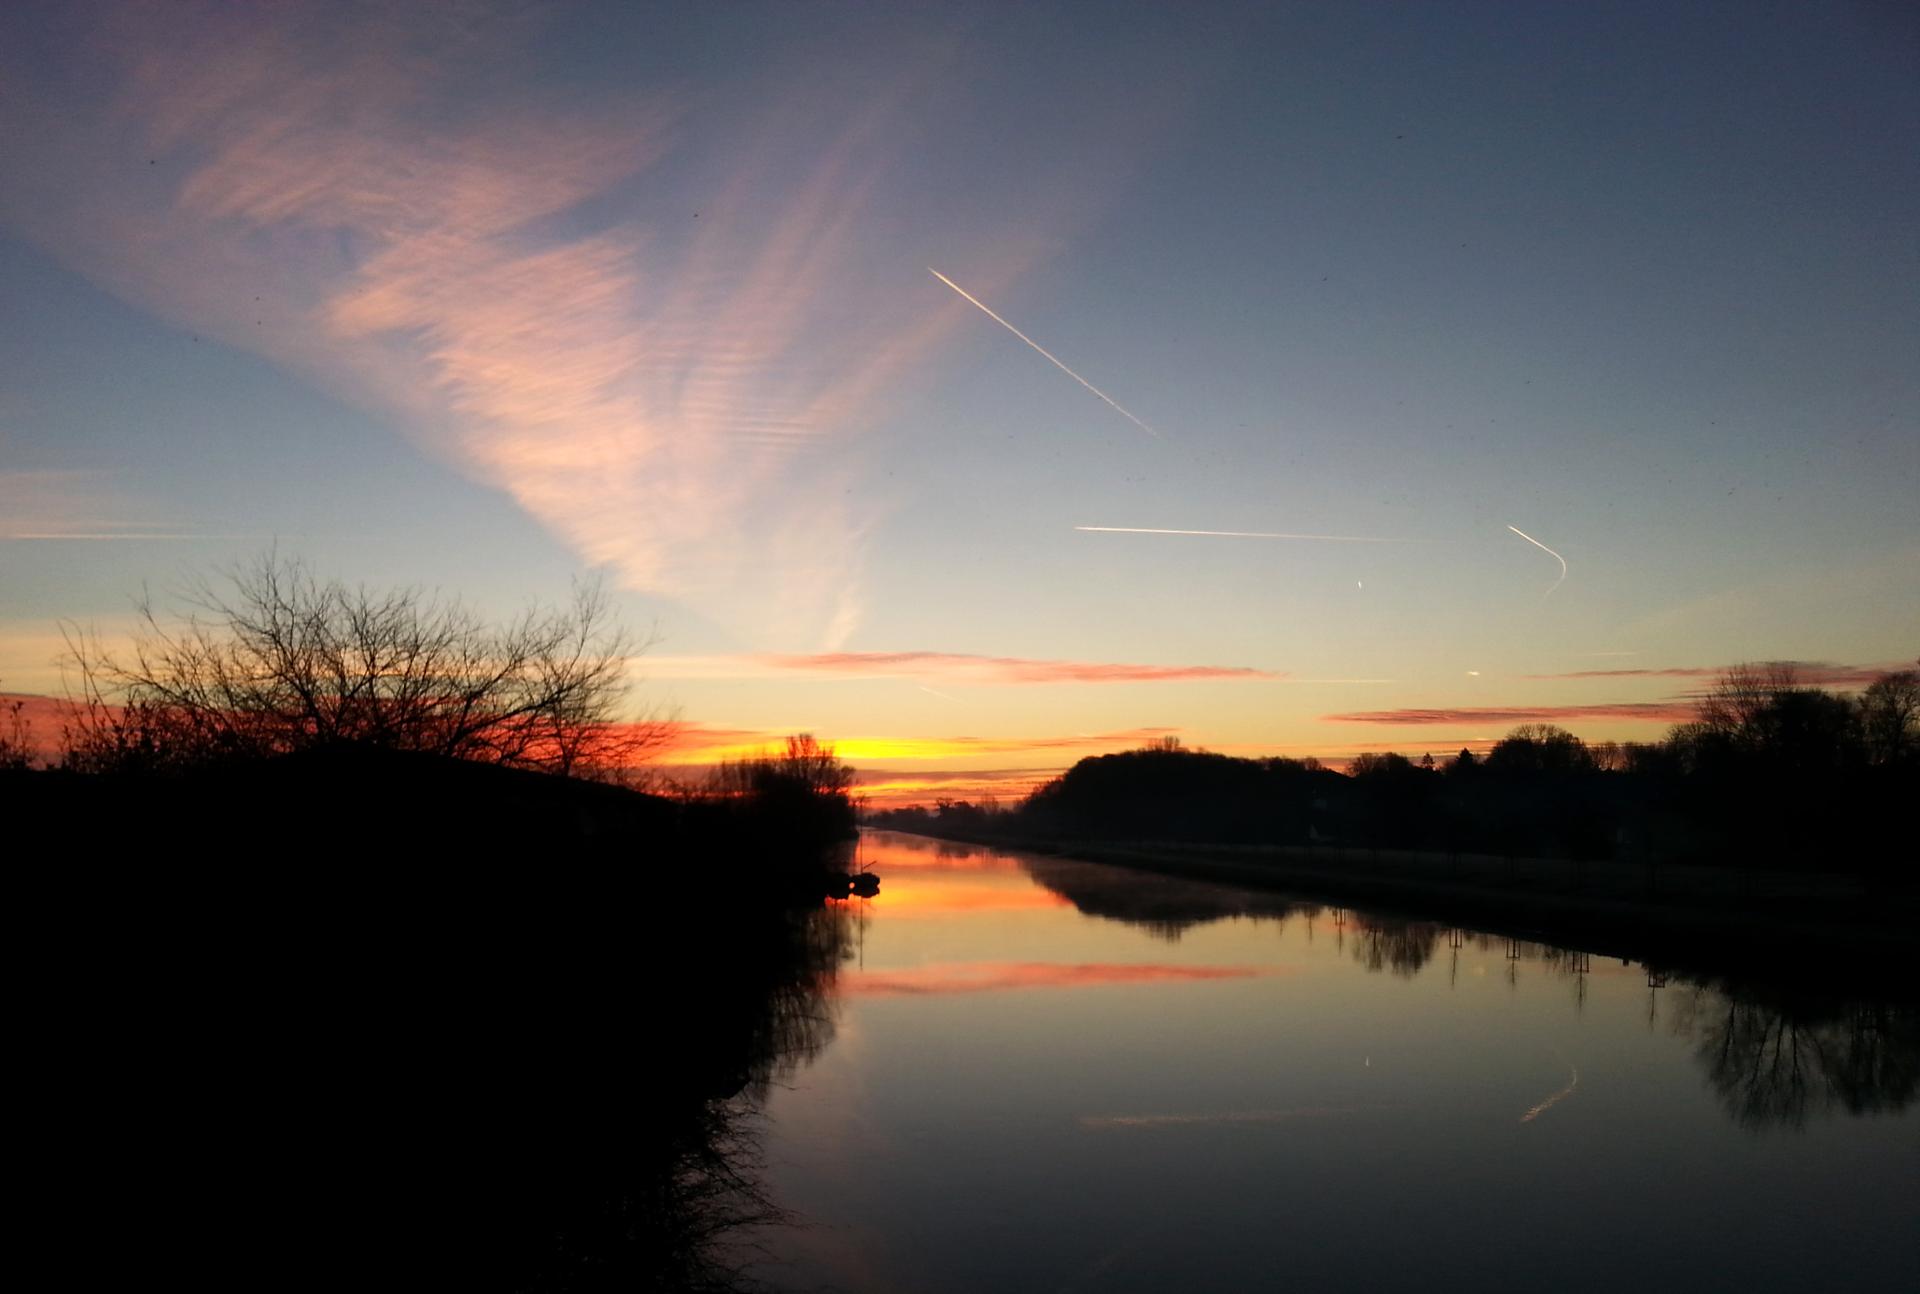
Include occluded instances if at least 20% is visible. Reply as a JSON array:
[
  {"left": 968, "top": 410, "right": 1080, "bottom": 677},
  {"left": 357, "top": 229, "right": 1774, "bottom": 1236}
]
[
  {"left": 3, "top": 534, "right": 212, "bottom": 541},
  {"left": 0, "top": 6, "right": 1112, "bottom": 648},
  {"left": 854, "top": 766, "right": 1062, "bottom": 786},
  {"left": 861, "top": 728, "right": 1182, "bottom": 756},
  {"left": 845, "top": 960, "right": 1276, "bottom": 996},
  {"left": 0, "top": 471, "right": 199, "bottom": 541},
  {"left": 1524, "top": 660, "right": 1901, "bottom": 687},
  {"left": 644, "top": 653, "right": 1389, "bottom": 685},
  {"left": 1322, "top": 702, "right": 1701, "bottom": 726},
  {"left": 760, "top": 651, "right": 1276, "bottom": 684},
  {"left": 1328, "top": 660, "right": 1916, "bottom": 731},
  {"left": 1526, "top": 667, "right": 1726, "bottom": 680},
  {"left": 654, "top": 721, "right": 788, "bottom": 758},
  {"left": 856, "top": 768, "right": 1061, "bottom": 809}
]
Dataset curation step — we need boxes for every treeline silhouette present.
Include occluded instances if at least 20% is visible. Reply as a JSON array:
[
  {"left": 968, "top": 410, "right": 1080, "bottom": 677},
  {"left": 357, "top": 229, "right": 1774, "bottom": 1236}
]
[
  {"left": 873, "top": 663, "right": 1919, "bottom": 880},
  {"left": 1, "top": 554, "right": 860, "bottom": 862},
  {"left": 6, "top": 735, "right": 859, "bottom": 873},
  {"left": 48, "top": 551, "right": 663, "bottom": 778}
]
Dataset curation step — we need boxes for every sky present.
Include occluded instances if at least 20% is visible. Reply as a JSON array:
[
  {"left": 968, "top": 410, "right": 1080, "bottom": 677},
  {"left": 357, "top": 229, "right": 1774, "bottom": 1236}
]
[{"left": 2, "top": 1, "right": 1916, "bottom": 802}]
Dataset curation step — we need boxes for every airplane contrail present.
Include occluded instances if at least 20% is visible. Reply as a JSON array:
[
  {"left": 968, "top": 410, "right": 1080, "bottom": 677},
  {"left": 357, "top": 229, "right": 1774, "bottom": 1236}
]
[
  {"left": 929, "top": 268, "right": 1158, "bottom": 439},
  {"left": 1076, "top": 526, "right": 1420, "bottom": 543},
  {"left": 1506, "top": 525, "right": 1568, "bottom": 596}
]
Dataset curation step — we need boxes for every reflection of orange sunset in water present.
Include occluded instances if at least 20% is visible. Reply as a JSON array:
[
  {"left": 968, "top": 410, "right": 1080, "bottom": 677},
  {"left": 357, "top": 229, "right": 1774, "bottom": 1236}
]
[
  {"left": 847, "top": 832, "right": 1061, "bottom": 916},
  {"left": 861, "top": 881, "right": 1070, "bottom": 918},
  {"left": 858, "top": 832, "right": 1029, "bottom": 870},
  {"left": 845, "top": 960, "right": 1276, "bottom": 996},
  {"left": 769, "top": 827, "right": 1917, "bottom": 1291}
]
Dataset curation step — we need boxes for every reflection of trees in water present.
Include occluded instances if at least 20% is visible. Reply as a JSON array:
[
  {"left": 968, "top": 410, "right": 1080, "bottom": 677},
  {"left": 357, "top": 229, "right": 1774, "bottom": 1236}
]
[
  {"left": 1021, "top": 855, "right": 1440, "bottom": 976},
  {"left": 669, "top": 902, "right": 852, "bottom": 1291},
  {"left": 530, "top": 1101, "right": 785, "bottom": 1294},
  {"left": 1663, "top": 983, "right": 1920, "bottom": 1132},
  {"left": 508, "top": 899, "right": 853, "bottom": 1291},
  {"left": 1346, "top": 916, "right": 1442, "bottom": 977},
  {"left": 866, "top": 830, "right": 1000, "bottom": 863},
  {"left": 1019, "top": 855, "right": 1315, "bottom": 940},
  {"left": 1014, "top": 850, "right": 1920, "bottom": 1132},
  {"left": 1341, "top": 927, "right": 1920, "bottom": 1129},
  {"left": 732, "top": 904, "right": 850, "bottom": 1097}
]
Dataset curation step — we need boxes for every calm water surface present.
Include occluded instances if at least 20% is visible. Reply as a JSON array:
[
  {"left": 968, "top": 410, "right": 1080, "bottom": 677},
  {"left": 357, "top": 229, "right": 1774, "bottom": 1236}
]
[{"left": 743, "top": 831, "right": 1917, "bottom": 1292}]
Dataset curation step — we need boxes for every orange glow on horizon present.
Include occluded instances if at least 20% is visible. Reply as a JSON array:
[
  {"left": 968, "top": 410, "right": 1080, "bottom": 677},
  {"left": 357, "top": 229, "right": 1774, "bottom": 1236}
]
[
  {"left": 5, "top": 692, "right": 1519, "bottom": 801},
  {"left": 864, "top": 881, "right": 1072, "bottom": 916},
  {"left": 844, "top": 959, "right": 1283, "bottom": 997}
]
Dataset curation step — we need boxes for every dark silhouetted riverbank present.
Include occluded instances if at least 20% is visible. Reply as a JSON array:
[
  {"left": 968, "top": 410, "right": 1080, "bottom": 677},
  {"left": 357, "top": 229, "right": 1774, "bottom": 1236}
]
[{"left": 8, "top": 744, "right": 866, "bottom": 1289}]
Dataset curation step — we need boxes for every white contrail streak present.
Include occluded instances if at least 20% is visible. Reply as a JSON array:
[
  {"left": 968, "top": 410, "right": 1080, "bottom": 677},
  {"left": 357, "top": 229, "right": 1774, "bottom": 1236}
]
[
  {"left": 1076, "top": 526, "right": 1419, "bottom": 543},
  {"left": 929, "top": 268, "right": 1158, "bottom": 439},
  {"left": 1506, "top": 525, "right": 1568, "bottom": 596}
]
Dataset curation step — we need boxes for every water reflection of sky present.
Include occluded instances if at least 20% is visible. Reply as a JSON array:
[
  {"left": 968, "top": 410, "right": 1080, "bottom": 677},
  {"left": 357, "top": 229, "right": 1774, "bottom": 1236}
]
[{"left": 749, "top": 832, "right": 1917, "bottom": 1293}]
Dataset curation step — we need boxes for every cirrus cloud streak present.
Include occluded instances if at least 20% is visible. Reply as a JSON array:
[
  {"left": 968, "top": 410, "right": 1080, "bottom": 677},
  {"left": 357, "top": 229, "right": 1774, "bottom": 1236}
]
[
  {"left": 1322, "top": 701, "right": 1701, "bottom": 726},
  {"left": 1525, "top": 660, "right": 1902, "bottom": 687},
  {"left": 0, "top": 4, "right": 1086, "bottom": 649},
  {"left": 653, "top": 721, "right": 1184, "bottom": 764},
  {"left": 760, "top": 650, "right": 1276, "bottom": 684},
  {"left": 637, "top": 651, "right": 1382, "bottom": 685}
]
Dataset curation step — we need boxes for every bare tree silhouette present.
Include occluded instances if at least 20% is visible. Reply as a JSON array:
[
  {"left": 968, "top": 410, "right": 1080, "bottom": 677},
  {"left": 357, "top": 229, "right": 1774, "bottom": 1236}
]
[
  {"left": 1858, "top": 668, "right": 1920, "bottom": 766},
  {"left": 57, "top": 552, "right": 665, "bottom": 779}
]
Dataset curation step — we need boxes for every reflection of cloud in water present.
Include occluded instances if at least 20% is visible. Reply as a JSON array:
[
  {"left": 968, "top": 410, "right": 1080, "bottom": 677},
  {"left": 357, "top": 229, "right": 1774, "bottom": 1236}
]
[
  {"left": 1081, "top": 1106, "right": 1359, "bottom": 1129},
  {"left": 862, "top": 830, "right": 1029, "bottom": 871},
  {"left": 847, "top": 960, "right": 1278, "bottom": 996}
]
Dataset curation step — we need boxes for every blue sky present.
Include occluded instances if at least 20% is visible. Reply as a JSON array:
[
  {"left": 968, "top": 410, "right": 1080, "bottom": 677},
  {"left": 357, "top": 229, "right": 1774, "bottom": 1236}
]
[{"left": 2, "top": 1, "right": 1915, "bottom": 794}]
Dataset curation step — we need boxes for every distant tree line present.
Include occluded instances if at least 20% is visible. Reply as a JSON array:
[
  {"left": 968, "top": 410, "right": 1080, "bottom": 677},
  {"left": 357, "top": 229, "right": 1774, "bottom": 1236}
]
[
  {"left": 871, "top": 662, "right": 1920, "bottom": 878},
  {"left": 677, "top": 733, "right": 860, "bottom": 848}
]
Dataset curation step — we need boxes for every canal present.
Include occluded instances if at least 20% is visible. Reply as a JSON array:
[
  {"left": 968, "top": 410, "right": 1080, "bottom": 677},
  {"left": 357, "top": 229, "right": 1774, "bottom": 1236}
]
[{"left": 739, "top": 830, "right": 1917, "bottom": 1291}]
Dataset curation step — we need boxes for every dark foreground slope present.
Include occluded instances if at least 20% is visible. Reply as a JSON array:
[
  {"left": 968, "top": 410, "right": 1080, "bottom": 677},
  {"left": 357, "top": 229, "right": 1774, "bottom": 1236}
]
[
  {"left": 9, "top": 742, "right": 851, "bottom": 863},
  {"left": 8, "top": 749, "right": 857, "bottom": 1289}
]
